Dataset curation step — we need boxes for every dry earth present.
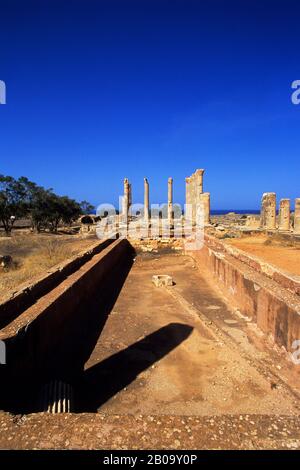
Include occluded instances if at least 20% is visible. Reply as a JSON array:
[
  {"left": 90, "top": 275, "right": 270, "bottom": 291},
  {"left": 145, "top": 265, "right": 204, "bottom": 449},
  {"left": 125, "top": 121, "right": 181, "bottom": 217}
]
[
  {"left": 1, "top": 250, "right": 300, "bottom": 449},
  {"left": 225, "top": 234, "right": 300, "bottom": 276},
  {"left": 0, "top": 233, "right": 97, "bottom": 301}
]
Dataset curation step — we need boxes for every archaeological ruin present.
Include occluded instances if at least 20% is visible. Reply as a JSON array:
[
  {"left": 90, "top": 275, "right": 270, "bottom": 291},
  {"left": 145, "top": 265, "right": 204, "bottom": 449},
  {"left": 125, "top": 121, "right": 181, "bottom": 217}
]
[
  {"left": 1, "top": 169, "right": 300, "bottom": 450},
  {"left": 260, "top": 192, "right": 300, "bottom": 234},
  {"left": 119, "top": 169, "right": 210, "bottom": 236}
]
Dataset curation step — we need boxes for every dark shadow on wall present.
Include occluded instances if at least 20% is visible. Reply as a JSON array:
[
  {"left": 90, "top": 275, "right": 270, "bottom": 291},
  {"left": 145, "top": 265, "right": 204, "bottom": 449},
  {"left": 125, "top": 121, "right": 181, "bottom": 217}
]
[
  {"left": 75, "top": 322, "right": 193, "bottom": 413},
  {"left": 0, "top": 245, "right": 135, "bottom": 414},
  {"left": 44, "top": 251, "right": 135, "bottom": 381}
]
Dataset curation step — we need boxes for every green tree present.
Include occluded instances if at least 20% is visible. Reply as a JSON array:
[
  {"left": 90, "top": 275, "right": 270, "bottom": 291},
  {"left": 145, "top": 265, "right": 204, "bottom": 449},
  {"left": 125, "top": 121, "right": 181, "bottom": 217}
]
[
  {"left": 59, "top": 196, "right": 81, "bottom": 226},
  {"left": 30, "top": 188, "right": 56, "bottom": 232},
  {"left": 0, "top": 174, "right": 91, "bottom": 234},
  {"left": 0, "top": 175, "right": 27, "bottom": 234},
  {"left": 18, "top": 177, "right": 50, "bottom": 231},
  {"left": 45, "top": 194, "right": 81, "bottom": 232},
  {"left": 80, "top": 200, "right": 95, "bottom": 215}
]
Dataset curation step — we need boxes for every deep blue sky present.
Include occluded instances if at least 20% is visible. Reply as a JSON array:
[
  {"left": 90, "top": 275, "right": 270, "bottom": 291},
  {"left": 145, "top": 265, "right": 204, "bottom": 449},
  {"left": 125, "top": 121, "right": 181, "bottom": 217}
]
[{"left": 1, "top": 0, "right": 300, "bottom": 209}]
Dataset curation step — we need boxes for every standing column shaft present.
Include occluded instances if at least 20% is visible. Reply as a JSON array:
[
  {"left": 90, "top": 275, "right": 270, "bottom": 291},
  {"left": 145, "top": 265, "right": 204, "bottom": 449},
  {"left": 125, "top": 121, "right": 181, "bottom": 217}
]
[
  {"left": 144, "top": 178, "right": 149, "bottom": 222},
  {"left": 195, "top": 169, "right": 205, "bottom": 226},
  {"left": 279, "top": 199, "right": 290, "bottom": 231},
  {"left": 128, "top": 183, "right": 132, "bottom": 208},
  {"left": 123, "top": 178, "right": 130, "bottom": 222},
  {"left": 168, "top": 177, "right": 173, "bottom": 226},
  {"left": 195, "top": 169, "right": 205, "bottom": 199},
  {"left": 260, "top": 193, "right": 276, "bottom": 229},
  {"left": 199, "top": 192, "right": 210, "bottom": 225},
  {"left": 186, "top": 169, "right": 206, "bottom": 226},
  {"left": 294, "top": 198, "right": 300, "bottom": 234},
  {"left": 185, "top": 177, "right": 192, "bottom": 222},
  {"left": 191, "top": 174, "right": 196, "bottom": 226}
]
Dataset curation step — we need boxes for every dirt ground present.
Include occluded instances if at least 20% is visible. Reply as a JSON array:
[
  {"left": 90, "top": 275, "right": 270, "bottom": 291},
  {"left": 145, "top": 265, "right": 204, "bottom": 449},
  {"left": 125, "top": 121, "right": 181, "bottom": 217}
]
[
  {"left": 0, "top": 233, "right": 97, "bottom": 301},
  {"left": 1, "top": 250, "right": 300, "bottom": 449},
  {"left": 225, "top": 234, "right": 300, "bottom": 276},
  {"left": 79, "top": 252, "right": 300, "bottom": 417}
]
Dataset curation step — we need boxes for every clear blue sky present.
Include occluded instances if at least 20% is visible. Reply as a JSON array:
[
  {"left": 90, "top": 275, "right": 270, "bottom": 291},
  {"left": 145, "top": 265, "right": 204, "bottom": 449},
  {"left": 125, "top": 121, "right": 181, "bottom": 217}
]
[{"left": 1, "top": 0, "right": 300, "bottom": 209}]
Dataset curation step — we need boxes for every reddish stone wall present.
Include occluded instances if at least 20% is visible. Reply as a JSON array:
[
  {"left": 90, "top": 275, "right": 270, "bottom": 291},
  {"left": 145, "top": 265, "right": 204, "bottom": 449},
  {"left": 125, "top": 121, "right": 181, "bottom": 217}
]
[
  {"left": 203, "top": 234, "right": 300, "bottom": 296},
  {"left": 0, "top": 238, "right": 114, "bottom": 329},
  {"left": 186, "top": 235, "right": 300, "bottom": 353},
  {"left": 0, "top": 238, "right": 133, "bottom": 380}
]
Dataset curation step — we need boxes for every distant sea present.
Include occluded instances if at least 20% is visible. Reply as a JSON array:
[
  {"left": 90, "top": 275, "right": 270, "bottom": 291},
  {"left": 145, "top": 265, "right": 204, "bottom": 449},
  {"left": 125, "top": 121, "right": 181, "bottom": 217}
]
[
  {"left": 91, "top": 209, "right": 260, "bottom": 215},
  {"left": 211, "top": 210, "right": 260, "bottom": 215}
]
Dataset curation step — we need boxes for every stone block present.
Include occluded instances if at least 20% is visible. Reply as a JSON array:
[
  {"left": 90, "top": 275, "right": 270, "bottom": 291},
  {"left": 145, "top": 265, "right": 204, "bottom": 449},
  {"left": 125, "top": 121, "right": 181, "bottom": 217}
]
[{"left": 152, "top": 275, "right": 173, "bottom": 287}]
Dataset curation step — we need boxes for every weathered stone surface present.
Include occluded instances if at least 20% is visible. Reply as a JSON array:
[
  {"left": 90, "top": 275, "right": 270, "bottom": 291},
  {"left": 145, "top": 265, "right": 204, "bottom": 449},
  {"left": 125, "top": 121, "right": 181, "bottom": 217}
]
[
  {"left": 278, "top": 199, "right": 290, "bottom": 231},
  {"left": 185, "top": 233, "right": 300, "bottom": 353},
  {"left": 185, "top": 177, "right": 192, "bottom": 222},
  {"left": 195, "top": 168, "right": 204, "bottom": 196},
  {"left": 294, "top": 198, "right": 300, "bottom": 234},
  {"left": 167, "top": 177, "right": 173, "bottom": 226},
  {"left": 245, "top": 216, "right": 261, "bottom": 229},
  {"left": 0, "top": 239, "right": 114, "bottom": 329},
  {"left": 199, "top": 192, "right": 210, "bottom": 225},
  {"left": 0, "top": 239, "right": 133, "bottom": 380},
  {"left": 123, "top": 178, "right": 130, "bottom": 223},
  {"left": 185, "top": 169, "right": 207, "bottom": 226},
  {"left": 144, "top": 178, "right": 149, "bottom": 222},
  {"left": 190, "top": 174, "right": 196, "bottom": 225},
  {"left": 152, "top": 274, "right": 173, "bottom": 287},
  {"left": 260, "top": 193, "right": 276, "bottom": 229},
  {"left": 1, "top": 248, "right": 300, "bottom": 449},
  {"left": 128, "top": 183, "right": 132, "bottom": 207}
]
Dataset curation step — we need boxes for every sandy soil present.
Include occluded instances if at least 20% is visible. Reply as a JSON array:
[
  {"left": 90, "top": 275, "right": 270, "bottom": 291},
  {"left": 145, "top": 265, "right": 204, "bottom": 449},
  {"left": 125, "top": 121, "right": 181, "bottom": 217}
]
[
  {"left": 225, "top": 235, "right": 300, "bottom": 276},
  {"left": 1, "top": 250, "right": 300, "bottom": 449},
  {"left": 79, "top": 252, "right": 300, "bottom": 418},
  {"left": 0, "top": 233, "right": 98, "bottom": 301}
]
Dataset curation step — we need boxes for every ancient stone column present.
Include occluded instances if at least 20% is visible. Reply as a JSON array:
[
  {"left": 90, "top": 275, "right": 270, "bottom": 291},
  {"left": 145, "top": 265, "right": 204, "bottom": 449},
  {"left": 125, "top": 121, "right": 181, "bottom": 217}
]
[
  {"left": 190, "top": 174, "right": 196, "bottom": 226},
  {"left": 195, "top": 169, "right": 205, "bottom": 197},
  {"left": 194, "top": 169, "right": 205, "bottom": 227},
  {"left": 294, "top": 198, "right": 300, "bottom": 234},
  {"left": 144, "top": 178, "right": 149, "bottom": 223},
  {"left": 185, "top": 177, "right": 192, "bottom": 222},
  {"left": 167, "top": 177, "right": 173, "bottom": 227},
  {"left": 123, "top": 178, "right": 130, "bottom": 223},
  {"left": 199, "top": 192, "right": 210, "bottom": 225},
  {"left": 260, "top": 193, "right": 276, "bottom": 229},
  {"left": 278, "top": 199, "right": 290, "bottom": 231},
  {"left": 128, "top": 183, "right": 132, "bottom": 208}
]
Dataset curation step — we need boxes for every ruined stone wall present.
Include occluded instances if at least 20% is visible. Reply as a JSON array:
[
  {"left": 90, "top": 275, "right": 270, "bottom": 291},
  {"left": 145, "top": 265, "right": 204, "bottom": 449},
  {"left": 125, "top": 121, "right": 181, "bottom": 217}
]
[
  {"left": 0, "top": 238, "right": 114, "bottom": 329},
  {"left": 0, "top": 239, "right": 133, "bottom": 380},
  {"left": 279, "top": 199, "right": 291, "bottom": 231},
  {"left": 294, "top": 199, "right": 300, "bottom": 234},
  {"left": 260, "top": 193, "right": 276, "bottom": 229},
  {"left": 185, "top": 234, "right": 300, "bottom": 354},
  {"left": 185, "top": 169, "right": 210, "bottom": 225},
  {"left": 260, "top": 194, "right": 300, "bottom": 234}
]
